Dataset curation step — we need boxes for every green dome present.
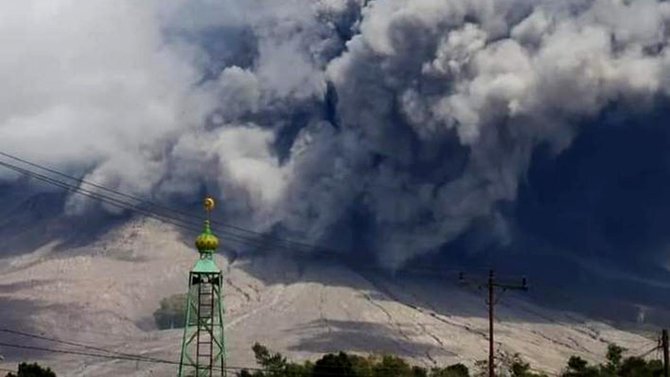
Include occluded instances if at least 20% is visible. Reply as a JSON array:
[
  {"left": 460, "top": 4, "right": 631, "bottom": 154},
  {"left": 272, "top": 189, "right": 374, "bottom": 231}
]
[{"left": 195, "top": 220, "right": 219, "bottom": 252}]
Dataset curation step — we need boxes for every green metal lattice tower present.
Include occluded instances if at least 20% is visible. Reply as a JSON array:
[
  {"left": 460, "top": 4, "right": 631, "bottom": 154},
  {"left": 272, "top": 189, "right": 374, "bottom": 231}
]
[{"left": 178, "top": 197, "right": 227, "bottom": 377}]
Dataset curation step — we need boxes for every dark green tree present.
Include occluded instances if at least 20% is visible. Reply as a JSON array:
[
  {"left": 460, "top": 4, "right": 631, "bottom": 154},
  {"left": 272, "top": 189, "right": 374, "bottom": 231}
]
[
  {"left": 560, "top": 344, "right": 663, "bottom": 377},
  {"left": 431, "top": 363, "right": 470, "bottom": 377},
  {"left": 349, "top": 355, "right": 374, "bottom": 377},
  {"left": 238, "top": 343, "right": 310, "bottom": 377},
  {"left": 507, "top": 354, "right": 547, "bottom": 377},
  {"left": 562, "top": 356, "right": 600, "bottom": 377},
  {"left": 312, "top": 352, "right": 356, "bottom": 377},
  {"left": 617, "top": 357, "right": 663, "bottom": 377},
  {"left": 5, "top": 362, "right": 56, "bottom": 377},
  {"left": 601, "top": 345, "right": 627, "bottom": 377},
  {"left": 153, "top": 293, "right": 187, "bottom": 329},
  {"left": 372, "top": 355, "right": 424, "bottom": 377},
  {"left": 252, "top": 342, "right": 289, "bottom": 377},
  {"left": 412, "top": 366, "right": 429, "bottom": 377}
]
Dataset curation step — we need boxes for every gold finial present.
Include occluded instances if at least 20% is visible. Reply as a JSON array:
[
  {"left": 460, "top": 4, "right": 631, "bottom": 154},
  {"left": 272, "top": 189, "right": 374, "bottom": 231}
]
[
  {"left": 195, "top": 196, "right": 219, "bottom": 253},
  {"left": 204, "top": 197, "right": 215, "bottom": 211},
  {"left": 204, "top": 197, "right": 215, "bottom": 220}
]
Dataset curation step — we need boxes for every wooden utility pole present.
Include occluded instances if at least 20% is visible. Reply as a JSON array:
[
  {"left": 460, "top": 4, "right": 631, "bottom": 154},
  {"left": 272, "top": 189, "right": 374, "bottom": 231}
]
[
  {"left": 462, "top": 270, "right": 528, "bottom": 377},
  {"left": 662, "top": 329, "right": 669, "bottom": 377},
  {"left": 488, "top": 270, "right": 495, "bottom": 377}
]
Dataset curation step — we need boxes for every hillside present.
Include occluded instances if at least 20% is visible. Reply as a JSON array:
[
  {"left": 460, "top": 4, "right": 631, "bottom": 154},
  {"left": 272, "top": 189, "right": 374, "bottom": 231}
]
[{"left": 0, "top": 218, "right": 655, "bottom": 377}]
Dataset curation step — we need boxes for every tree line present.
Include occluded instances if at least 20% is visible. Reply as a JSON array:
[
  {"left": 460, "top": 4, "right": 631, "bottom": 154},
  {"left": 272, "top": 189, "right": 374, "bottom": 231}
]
[
  {"left": 4, "top": 343, "right": 664, "bottom": 377},
  {"left": 235, "top": 342, "right": 663, "bottom": 377}
]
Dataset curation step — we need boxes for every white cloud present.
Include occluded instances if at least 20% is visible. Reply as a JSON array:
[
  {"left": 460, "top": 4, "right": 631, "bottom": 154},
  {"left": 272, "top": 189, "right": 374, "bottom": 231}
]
[{"left": 0, "top": 0, "right": 203, "bottom": 186}]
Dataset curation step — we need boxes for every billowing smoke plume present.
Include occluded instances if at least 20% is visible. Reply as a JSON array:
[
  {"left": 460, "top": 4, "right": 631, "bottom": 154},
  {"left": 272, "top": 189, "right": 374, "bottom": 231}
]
[{"left": 2, "top": 0, "right": 670, "bottom": 269}]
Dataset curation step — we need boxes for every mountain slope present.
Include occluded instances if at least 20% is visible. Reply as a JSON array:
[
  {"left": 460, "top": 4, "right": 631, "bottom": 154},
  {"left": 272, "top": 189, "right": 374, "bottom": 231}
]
[{"left": 0, "top": 218, "right": 655, "bottom": 376}]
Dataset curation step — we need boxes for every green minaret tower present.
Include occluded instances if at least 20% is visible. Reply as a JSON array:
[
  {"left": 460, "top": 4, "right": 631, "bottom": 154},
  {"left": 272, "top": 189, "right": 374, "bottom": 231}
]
[{"left": 178, "top": 197, "right": 227, "bottom": 377}]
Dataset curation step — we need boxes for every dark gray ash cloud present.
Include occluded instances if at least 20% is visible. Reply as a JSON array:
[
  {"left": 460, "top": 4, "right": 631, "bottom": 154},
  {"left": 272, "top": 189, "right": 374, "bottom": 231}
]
[{"left": 2, "top": 0, "right": 670, "bottom": 274}]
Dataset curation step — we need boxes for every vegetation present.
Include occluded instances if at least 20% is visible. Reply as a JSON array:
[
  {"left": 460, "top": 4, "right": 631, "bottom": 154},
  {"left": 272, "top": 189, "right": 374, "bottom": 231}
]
[
  {"left": 3, "top": 342, "right": 664, "bottom": 377},
  {"left": 153, "top": 293, "right": 187, "bottom": 330},
  {"left": 561, "top": 344, "right": 663, "bottom": 377},
  {"left": 235, "top": 343, "right": 665, "bottom": 377},
  {"left": 4, "top": 362, "right": 56, "bottom": 377},
  {"left": 238, "top": 342, "right": 474, "bottom": 377}
]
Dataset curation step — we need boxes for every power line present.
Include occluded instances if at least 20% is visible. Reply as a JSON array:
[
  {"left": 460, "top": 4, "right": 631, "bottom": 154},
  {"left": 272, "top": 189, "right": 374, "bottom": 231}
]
[
  {"left": 627, "top": 340, "right": 661, "bottom": 356},
  {"left": 0, "top": 341, "right": 248, "bottom": 374},
  {"left": 0, "top": 159, "right": 199, "bottom": 230},
  {"left": 0, "top": 339, "right": 457, "bottom": 377},
  {"left": 0, "top": 158, "right": 315, "bottom": 253},
  {"left": 0, "top": 328, "right": 162, "bottom": 365},
  {"left": 0, "top": 151, "right": 344, "bottom": 255},
  {"left": 635, "top": 345, "right": 661, "bottom": 359},
  {"left": 0, "top": 151, "right": 202, "bottom": 222},
  {"left": 0, "top": 159, "right": 280, "bottom": 252}
]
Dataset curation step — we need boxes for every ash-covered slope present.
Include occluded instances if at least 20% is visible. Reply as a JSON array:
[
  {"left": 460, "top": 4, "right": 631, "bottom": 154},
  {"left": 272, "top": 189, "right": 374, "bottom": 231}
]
[{"left": 0, "top": 218, "right": 655, "bottom": 377}]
